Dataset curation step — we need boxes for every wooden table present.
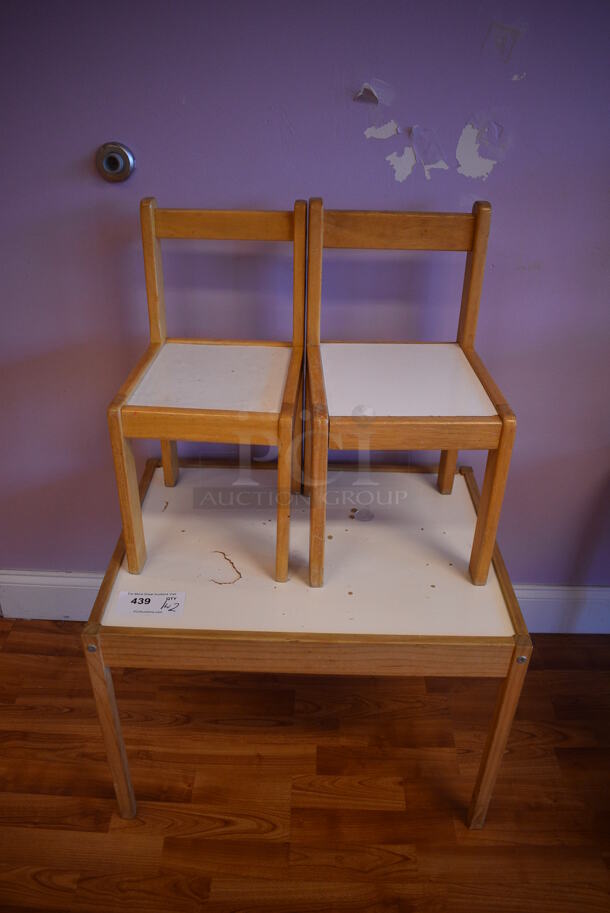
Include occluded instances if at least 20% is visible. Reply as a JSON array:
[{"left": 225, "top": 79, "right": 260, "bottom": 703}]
[{"left": 84, "top": 460, "right": 531, "bottom": 828}]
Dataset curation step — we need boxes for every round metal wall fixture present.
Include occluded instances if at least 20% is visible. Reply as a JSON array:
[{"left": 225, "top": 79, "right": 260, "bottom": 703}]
[{"left": 95, "top": 142, "right": 135, "bottom": 182}]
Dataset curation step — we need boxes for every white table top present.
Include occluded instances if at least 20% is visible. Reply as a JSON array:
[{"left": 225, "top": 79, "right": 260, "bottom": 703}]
[
  {"left": 101, "top": 467, "right": 514, "bottom": 638},
  {"left": 127, "top": 342, "right": 291, "bottom": 413},
  {"left": 320, "top": 343, "right": 496, "bottom": 417}
]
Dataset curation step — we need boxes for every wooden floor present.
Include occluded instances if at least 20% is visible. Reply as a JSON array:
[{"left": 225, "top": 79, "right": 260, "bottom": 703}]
[{"left": 0, "top": 620, "right": 608, "bottom": 912}]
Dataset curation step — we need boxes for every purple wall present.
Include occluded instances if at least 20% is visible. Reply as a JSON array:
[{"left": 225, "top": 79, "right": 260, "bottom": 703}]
[{"left": 2, "top": 0, "right": 609, "bottom": 584}]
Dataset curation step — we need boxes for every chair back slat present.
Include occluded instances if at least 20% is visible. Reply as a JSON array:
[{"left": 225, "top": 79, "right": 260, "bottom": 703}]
[
  {"left": 306, "top": 199, "right": 491, "bottom": 347},
  {"left": 140, "top": 199, "right": 306, "bottom": 347},
  {"left": 323, "top": 210, "right": 475, "bottom": 251},
  {"left": 154, "top": 209, "right": 294, "bottom": 242}
]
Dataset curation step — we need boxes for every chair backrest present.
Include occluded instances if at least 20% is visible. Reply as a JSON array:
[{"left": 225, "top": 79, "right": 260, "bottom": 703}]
[
  {"left": 306, "top": 198, "right": 491, "bottom": 349},
  {"left": 140, "top": 198, "right": 307, "bottom": 346}
]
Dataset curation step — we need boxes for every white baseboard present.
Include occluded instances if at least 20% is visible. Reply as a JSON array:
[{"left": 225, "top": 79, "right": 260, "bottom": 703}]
[
  {"left": 0, "top": 571, "right": 608, "bottom": 634},
  {"left": 514, "top": 585, "right": 610, "bottom": 634},
  {"left": 0, "top": 571, "right": 102, "bottom": 622}
]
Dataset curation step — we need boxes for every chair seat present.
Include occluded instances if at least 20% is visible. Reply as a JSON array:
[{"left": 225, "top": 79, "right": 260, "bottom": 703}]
[
  {"left": 127, "top": 342, "right": 292, "bottom": 413},
  {"left": 320, "top": 343, "right": 496, "bottom": 418}
]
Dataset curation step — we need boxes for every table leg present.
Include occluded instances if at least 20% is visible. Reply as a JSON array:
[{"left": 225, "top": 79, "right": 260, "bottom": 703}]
[
  {"left": 83, "top": 628, "right": 136, "bottom": 819},
  {"left": 468, "top": 638, "right": 532, "bottom": 828}
]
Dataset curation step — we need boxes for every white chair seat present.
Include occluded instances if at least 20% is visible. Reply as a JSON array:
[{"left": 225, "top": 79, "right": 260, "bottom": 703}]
[
  {"left": 320, "top": 343, "right": 496, "bottom": 417},
  {"left": 127, "top": 342, "right": 292, "bottom": 413}
]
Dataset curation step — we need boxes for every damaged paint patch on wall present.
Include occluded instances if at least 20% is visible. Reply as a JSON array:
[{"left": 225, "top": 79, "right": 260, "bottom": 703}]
[
  {"left": 456, "top": 114, "right": 508, "bottom": 181},
  {"left": 422, "top": 159, "right": 449, "bottom": 180},
  {"left": 364, "top": 119, "right": 399, "bottom": 140},
  {"left": 359, "top": 100, "right": 506, "bottom": 186},
  {"left": 408, "top": 125, "right": 449, "bottom": 181},
  {"left": 386, "top": 146, "right": 416, "bottom": 182},
  {"left": 354, "top": 78, "right": 395, "bottom": 106},
  {"left": 482, "top": 20, "right": 522, "bottom": 62},
  {"left": 476, "top": 116, "right": 508, "bottom": 161},
  {"left": 512, "top": 71, "right": 526, "bottom": 81},
  {"left": 456, "top": 123, "right": 497, "bottom": 180},
  {"left": 384, "top": 126, "right": 449, "bottom": 183}
]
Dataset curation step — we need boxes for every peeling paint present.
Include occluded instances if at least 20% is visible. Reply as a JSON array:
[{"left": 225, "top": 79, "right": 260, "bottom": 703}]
[
  {"left": 409, "top": 125, "right": 440, "bottom": 164},
  {"left": 475, "top": 115, "right": 508, "bottom": 162},
  {"left": 456, "top": 124, "right": 497, "bottom": 180},
  {"left": 409, "top": 126, "right": 449, "bottom": 180},
  {"left": 483, "top": 20, "right": 522, "bottom": 62},
  {"left": 386, "top": 146, "right": 416, "bottom": 182},
  {"left": 364, "top": 119, "right": 399, "bottom": 140},
  {"left": 354, "top": 83, "right": 379, "bottom": 104},
  {"left": 354, "top": 78, "right": 394, "bottom": 106},
  {"left": 385, "top": 127, "right": 449, "bottom": 183},
  {"left": 511, "top": 71, "right": 526, "bottom": 81},
  {"left": 423, "top": 159, "right": 449, "bottom": 181}
]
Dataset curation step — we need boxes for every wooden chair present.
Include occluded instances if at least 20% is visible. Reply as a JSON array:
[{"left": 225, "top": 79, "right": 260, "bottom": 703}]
[
  {"left": 108, "top": 198, "right": 306, "bottom": 582},
  {"left": 305, "top": 198, "right": 515, "bottom": 588}
]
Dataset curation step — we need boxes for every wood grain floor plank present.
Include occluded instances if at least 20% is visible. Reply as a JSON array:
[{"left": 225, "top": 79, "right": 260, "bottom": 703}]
[
  {"left": 121, "top": 741, "right": 317, "bottom": 772},
  {"left": 142, "top": 684, "right": 296, "bottom": 712},
  {"left": 294, "top": 681, "right": 429, "bottom": 723},
  {"left": 0, "top": 793, "right": 113, "bottom": 833},
  {"left": 453, "top": 725, "right": 564, "bottom": 780},
  {"left": 0, "top": 864, "right": 210, "bottom": 913},
  {"left": 522, "top": 669, "right": 610, "bottom": 695},
  {"left": 554, "top": 747, "right": 610, "bottom": 790},
  {"left": 290, "top": 807, "right": 456, "bottom": 846},
  {"left": 552, "top": 693, "right": 610, "bottom": 719},
  {"left": 0, "top": 863, "right": 79, "bottom": 912},
  {"left": 317, "top": 746, "right": 459, "bottom": 778},
  {"left": 192, "top": 766, "right": 292, "bottom": 808},
  {"left": 443, "top": 880, "right": 610, "bottom": 913},
  {"left": 342, "top": 718, "right": 457, "bottom": 749},
  {"left": 291, "top": 775, "right": 406, "bottom": 810},
  {"left": 0, "top": 653, "right": 90, "bottom": 688},
  {"left": 0, "top": 827, "right": 163, "bottom": 871},
  {"left": 206, "top": 877, "right": 408, "bottom": 912},
  {"left": 530, "top": 634, "right": 610, "bottom": 671},
  {"left": 0, "top": 699, "right": 104, "bottom": 734},
  {"left": 0, "top": 730, "right": 110, "bottom": 764},
  {"left": 287, "top": 843, "right": 417, "bottom": 882},
  {"left": 73, "top": 867, "right": 211, "bottom": 913},
  {"left": 111, "top": 800, "right": 289, "bottom": 840},
  {"left": 0, "top": 618, "right": 15, "bottom": 652},
  {"left": 0, "top": 757, "right": 195, "bottom": 803},
  {"left": 0, "top": 625, "right": 608, "bottom": 913},
  {"left": 2, "top": 621, "right": 83, "bottom": 657},
  {"left": 416, "top": 843, "right": 609, "bottom": 883},
  {"left": 162, "top": 838, "right": 289, "bottom": 878}
]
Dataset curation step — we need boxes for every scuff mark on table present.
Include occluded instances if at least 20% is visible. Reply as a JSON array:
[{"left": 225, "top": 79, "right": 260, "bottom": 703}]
[{"left": 210, "top": 550, "right": 242, "bottom": 585}]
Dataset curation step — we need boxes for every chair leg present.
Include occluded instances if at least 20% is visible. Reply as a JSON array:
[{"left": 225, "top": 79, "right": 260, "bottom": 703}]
[
  {"left": 161, "top": 440, "right": 179, "bottom": 487},
  {"left": 308, "top": 411, "right": 328, "bottom": 587},
  {"left": 83, "top": 628, "right": 136, "bottom": 819},
  {"left": 468, "top": 638, "right": 532, "bottom": 828},
  {"left": 108, "top": 407, "right": 146, "bottom": 574},
  {"left": 469, "top": 411, "right": 516, "bottom": 585},
  {"left": 275, "top": 422, "right": 293, "bottom": 582},
  {"left": 291, "top": 373, "right": 303, "bottom": 494},
  {"left": 303, "top": 377, "right": 313, "bottom": 498},
  {"left": 438, "top": 449, "right": 458, "bottom": 494}
]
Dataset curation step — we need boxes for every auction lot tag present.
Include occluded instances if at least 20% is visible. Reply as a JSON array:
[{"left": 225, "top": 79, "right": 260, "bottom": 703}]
[{"left": 116, "top": 591, "right": 185, "bottom": 618}]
